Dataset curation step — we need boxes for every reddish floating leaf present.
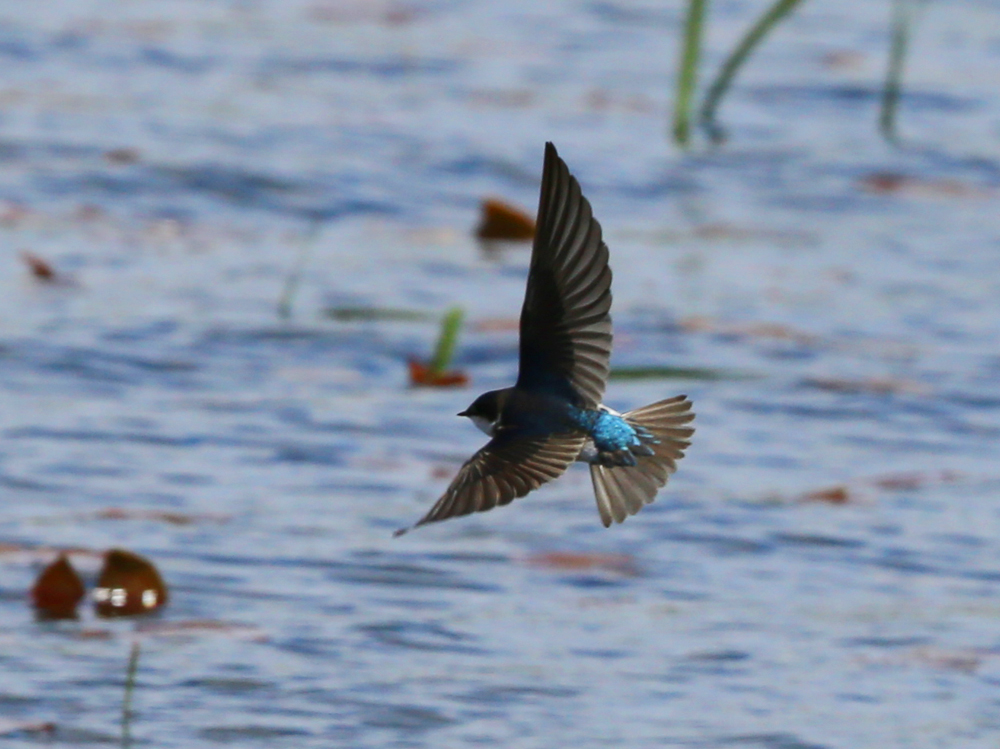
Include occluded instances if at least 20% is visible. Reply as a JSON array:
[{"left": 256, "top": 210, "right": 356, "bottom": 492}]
[
  {"left": 0, "top": 720, "right": 56, "bottom": 738},
  {"left": 526, "top": 551, "right": 640, "bottom": 577},
  {"left": 800, "top": 486, "right": 851, "bottom": 505},
  {"left": 859, "top": 172, "right": 909, "bottom": 193},
  {"left": 31, "top": 554, "right": 85, "bottom": 619},
  {"left": 872, "top": 472, "right": 925, "bottom": 491},
  {"left": 858, "top": 172, "right": 991, "bottom": 199},
  {"left": 475, "top": 198, "right": 535, "bottom": 241},
  {"left": 430, "top": 465, "right": 454, "bottom": 480},
  {"left": 407, "top": 359, "right": 469, "bottom": 388},
  {"left": 94, "top": 549, "right": 168, "bottom": 618},
  {"left": 95, "top": 507, "right": 229, "bottom": 525},
  {"left": 870, "top": 470, "right": 962, "bottom": 491},
  {"left": 21, "top": 252, "right": 57, "bottom": 282}
]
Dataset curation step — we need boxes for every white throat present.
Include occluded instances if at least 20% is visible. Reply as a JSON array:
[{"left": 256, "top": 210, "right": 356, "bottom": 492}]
[{"left": 469, "top": 415, "right": 496, "bottom": 436}]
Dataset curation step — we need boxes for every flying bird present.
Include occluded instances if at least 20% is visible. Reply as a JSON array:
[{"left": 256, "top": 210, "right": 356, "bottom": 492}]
[{"left": 396, "top": 142, "right": 693, "bottom": 535}]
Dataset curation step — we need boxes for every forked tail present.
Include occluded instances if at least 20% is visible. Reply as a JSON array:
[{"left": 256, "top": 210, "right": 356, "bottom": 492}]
[{"left": 589, "top": 395, "right": 694, "bottom": 526}]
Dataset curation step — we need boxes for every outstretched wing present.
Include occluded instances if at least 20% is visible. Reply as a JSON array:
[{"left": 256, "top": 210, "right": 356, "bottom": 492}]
[
  {"left": 516, "top": 142, "right": 613, "bottom": 409},
  {"left": 395, "top": 432, "right": 585, "bottom": 535}
]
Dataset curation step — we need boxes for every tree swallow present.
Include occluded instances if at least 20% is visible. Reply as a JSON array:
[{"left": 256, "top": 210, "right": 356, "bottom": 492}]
[{"left": 396, "top": 142, "right": 694, "bottom": 535}]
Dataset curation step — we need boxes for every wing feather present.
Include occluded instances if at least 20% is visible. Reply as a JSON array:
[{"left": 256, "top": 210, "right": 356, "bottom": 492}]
[
  {"left": 395, "top": 433, "right": 586, "bottom": 534},
  {"left": 517, "top": 143, "right": 613, "bottom": 409}
]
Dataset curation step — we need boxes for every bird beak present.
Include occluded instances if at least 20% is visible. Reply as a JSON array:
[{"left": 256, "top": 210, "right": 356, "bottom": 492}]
[{"left": 457, "top": 409, "right": 469, "bottom": 417}]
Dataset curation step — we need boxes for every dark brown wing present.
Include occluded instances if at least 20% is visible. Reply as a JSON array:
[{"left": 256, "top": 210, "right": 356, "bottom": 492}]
[
  {"left": 395, "top": 432, "right": 586, "bottom": 535},
  {"left": 516, "top": 142, "right": 613, "bottom": 409}
]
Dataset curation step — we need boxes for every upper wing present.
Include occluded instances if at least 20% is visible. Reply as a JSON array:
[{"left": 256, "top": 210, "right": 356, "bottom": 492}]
[
  {"left": 395, "top": 432, "right": 585, "bottom": 535},
  {"left": 516, "top": 142, "right": 613, "bottom": 409}
]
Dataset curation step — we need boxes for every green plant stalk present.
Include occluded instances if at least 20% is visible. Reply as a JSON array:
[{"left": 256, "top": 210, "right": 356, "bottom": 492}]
[
  {"left": 429, "top": 307, "right": 464, "bottom": 375},
  {"left": 277, "top": 220, "right": 322, "bottom": 320},
  {"left": 324, "top": 307, "right": 435, "bottom": 322},
  {"left": 121, "top": 641, "right": 141, "bottom": 748},
  {"left": 699, "top": 0, "right": 807, "bottom": 143},
  {"left": 672, "top": 0, "right": 708, "bottom": 147},
  {"left": 880, "top": 0, "right": 919, "bottom": 143}
]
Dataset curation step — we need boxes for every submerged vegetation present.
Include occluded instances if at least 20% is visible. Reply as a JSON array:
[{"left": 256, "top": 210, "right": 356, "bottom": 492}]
[{"left": 121, "top": 642, "right": 141, "bottom": 748}]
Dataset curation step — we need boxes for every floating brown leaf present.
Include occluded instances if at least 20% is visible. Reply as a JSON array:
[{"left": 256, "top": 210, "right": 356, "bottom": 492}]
[
  {"left": 407, "top": 359, "right": 469, "bottom": 388},
  {"left": 94, "top": 549, "right": 168, "bottom": 618},
  {"left": 858, "top": 172, "right": 992, "bottom": 199},
  {"left": 21, "top": 251, "right": 57, "bottom": 281},
  {"left": 31, "top": 554, "right": 85, "bottom": 619},
  {"left": 430, "top": 465, "right": 454, "bottom": 480},
  {"left": 104, "top": 147, "right": 140, "bottom": 165},
  {"left": 525, "top": 551, "right": 640, "bottom": 577},
  {"left": 870, "top": 469, "right": 962, "bottom": 491},
  {"left": 0, "top": 720, "right": 56, "bottom": 738},
  {"left": 475, "top": 198, "right": 535, "bottom": 241},
  {"left": 95, "top": 507, "right": 229, "bottom": 525},
  {"left": 800, "top": 486, "right": 851, "bottom": 505}
]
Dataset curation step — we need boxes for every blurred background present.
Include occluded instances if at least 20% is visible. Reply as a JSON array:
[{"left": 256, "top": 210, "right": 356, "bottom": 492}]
[{"left": 3, "top": 1, "right": 1000, "bottom": 746}]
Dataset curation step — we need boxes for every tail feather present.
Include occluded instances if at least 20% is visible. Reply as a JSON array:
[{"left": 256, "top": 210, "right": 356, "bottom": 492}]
[{"left": 590, "top": 395, "right": 694, "bottom": 527}]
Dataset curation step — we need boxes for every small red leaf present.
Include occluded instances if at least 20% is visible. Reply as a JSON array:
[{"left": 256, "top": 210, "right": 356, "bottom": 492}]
[
  {"left": 21, "top": 252, "right": 57, "bottom": 281},
  {"left": 475, "top": 198, "right": 535, "bottom": 241},
  {"left": 800, "top": 486, "right": 851, "bottom": 505},
  {"left": 31, "top": 554, "right": 85, "bottom": 619},
  {"left": 407, "top": 359, "right": 469, "bottom": 388},
  {"left": 525, "top": 551, "right": 640, "bottom": 577}
]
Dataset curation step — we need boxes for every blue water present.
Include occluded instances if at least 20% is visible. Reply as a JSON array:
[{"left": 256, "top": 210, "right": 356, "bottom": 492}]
[{"left": 3, "top": 1, "right": 1000, "bottom": 746}]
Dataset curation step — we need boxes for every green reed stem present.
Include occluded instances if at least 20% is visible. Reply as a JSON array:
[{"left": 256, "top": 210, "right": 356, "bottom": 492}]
[
  {"left": 429, "top": 307, "right": 464, "bottom": 374},
  {"left": 121, "top": 641, "right": 141, "bottom": 748},
  {"left": 699, "top": 0, "right": 807, "bottom": 143},
  {"left": 880, "top": 0, "right": 923, "bottom": 143},
  {"left": 277, "top": 220, "right": 322, "bottom": 320},
  {"left": 672, "top": 0, "right": 708, "bottom": 147}
]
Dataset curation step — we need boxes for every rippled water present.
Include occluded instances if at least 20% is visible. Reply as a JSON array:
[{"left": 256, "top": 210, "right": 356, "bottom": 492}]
[{"left": 3, "top": 1, "right": 1000, "bottom": 747}]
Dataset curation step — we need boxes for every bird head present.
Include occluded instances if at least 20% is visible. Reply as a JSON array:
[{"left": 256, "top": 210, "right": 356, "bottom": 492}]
[{"left": 458, "top": 389, "right": 507, "bottom": 436}]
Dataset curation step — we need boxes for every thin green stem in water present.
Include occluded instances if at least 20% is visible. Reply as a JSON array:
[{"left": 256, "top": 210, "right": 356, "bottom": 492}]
[
  {"left": 699, "top": 0, "right": 807, "bottom": 143},
  {"left": 429, "top": 307, "right": 465, "bottom": 375},
  {"left": 121, "top": 641, "right": 141, "bottom": 748},
  {"left": 881, "top": 0, "right": 925, "bottom": 143},
  {"left": 277, "top": 220, "right": 322, "bottom": 320},
  {"left": 672, "top": 0, "right": 708, "bottom": 147}
]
